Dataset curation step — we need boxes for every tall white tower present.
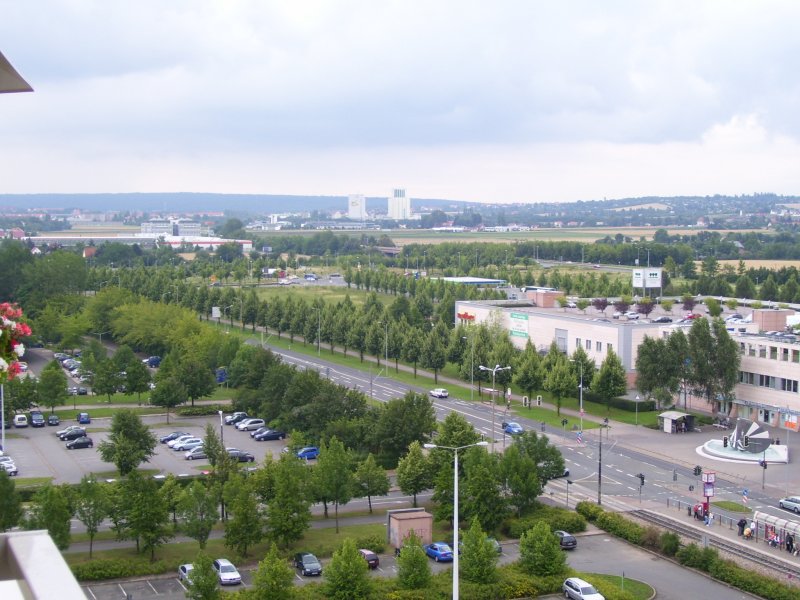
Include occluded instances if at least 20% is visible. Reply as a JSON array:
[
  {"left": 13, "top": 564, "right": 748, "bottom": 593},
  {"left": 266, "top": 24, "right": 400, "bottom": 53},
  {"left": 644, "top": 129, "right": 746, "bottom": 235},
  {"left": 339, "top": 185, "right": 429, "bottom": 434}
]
[
  {"left": 387, "top": 188, "right": 411, "bottom": 220},
  {"left": 348, "top": 194, "right": 366, "bottom": 220}
]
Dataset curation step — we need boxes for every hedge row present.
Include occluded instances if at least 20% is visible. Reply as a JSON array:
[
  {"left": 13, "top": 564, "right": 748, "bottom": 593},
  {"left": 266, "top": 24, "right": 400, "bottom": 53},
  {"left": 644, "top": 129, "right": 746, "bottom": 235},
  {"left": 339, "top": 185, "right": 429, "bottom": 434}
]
[
  {"left": 577, "top": 501, "right": 800, "bottom": 600},
  {"left": 503, "top": 505, "right": 587, "bottom": 539},
  {"left": 582, "top": 390, "right": 656, "bottom": 413},
  {"left": 175, "top": 403, "right": 231, "bottom": 417},
  {"left": 72, "top": 558, "right": 169, "bottom": 581}
]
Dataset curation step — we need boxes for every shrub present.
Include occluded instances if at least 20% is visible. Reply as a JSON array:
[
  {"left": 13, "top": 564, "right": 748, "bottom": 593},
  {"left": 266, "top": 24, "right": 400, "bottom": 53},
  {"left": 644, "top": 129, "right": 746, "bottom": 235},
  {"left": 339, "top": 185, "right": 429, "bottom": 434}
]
[
  {"left": 676, "top": 543, "right": 718, "bottom": 571},
  {"left": 72, "top": 558, "right": 168, "bottom": 581},
  {"left": 595, "top": 512, "right": 644, "bottom": 545},
  {"left": 176, "top": 404, "right": 230, "bottom": 417},
  {"left": 354, "top": 533, "right": 386, "bottom": 554},
  {"left": 640, "top": 525, "right": 661, "bottom": 549},
  {"left": 659, "top": 531, "right": 680, "bottom": 556},
  {"left": 575, "top": 501, "right": 603, "bottom": 522}
]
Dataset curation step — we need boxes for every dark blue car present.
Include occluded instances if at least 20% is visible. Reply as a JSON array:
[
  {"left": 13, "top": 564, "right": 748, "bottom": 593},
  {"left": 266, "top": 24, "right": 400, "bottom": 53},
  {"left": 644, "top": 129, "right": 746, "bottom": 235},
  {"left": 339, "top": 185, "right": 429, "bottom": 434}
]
[
  {"left": 424, "top": 542, "right": 454, "bottom": 562},
  {"left": 77, "top": 412, "right": 91, "bottom": 424},
  {"left": 502, "top": 421, "right": 524, "bottom": 435}
]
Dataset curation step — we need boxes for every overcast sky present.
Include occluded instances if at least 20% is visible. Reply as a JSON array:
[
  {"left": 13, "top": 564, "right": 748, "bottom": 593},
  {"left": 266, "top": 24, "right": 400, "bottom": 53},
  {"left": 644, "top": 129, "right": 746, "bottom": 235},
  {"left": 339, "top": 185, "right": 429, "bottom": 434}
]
[{"left": 2, "top": 1, "right": 800, "bottom": 204}]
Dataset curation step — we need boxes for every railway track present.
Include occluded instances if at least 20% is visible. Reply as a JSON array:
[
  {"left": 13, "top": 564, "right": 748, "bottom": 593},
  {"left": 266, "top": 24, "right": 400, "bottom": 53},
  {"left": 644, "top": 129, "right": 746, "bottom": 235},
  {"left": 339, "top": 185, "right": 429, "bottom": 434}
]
[{"left": 631, "top": 509, "right": 800, "bottom": 579}]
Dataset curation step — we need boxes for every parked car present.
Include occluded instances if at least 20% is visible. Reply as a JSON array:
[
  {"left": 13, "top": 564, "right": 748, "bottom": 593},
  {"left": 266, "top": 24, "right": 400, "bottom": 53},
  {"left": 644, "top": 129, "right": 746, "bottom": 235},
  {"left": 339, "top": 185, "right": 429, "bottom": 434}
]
[
  {"left": 359, "top": 549, "right": 380, "bottom": 569},
  {"left": 211, "top": 558, "right": 241, "bottom": 585},
  {"left": 76, "top": 412, "right": 91, "bottom": 424},
  {"left": 652, "top": 316, "right": 673, "bottom": 323},
  {"left": 563, "top": 577, "right": 605, "bottom": 600},
  {"left": 458, "top": 537, "right": 502, "bottom": 555},
  {"left": 236, "top": 418, "right": 265, "bottom": 432},
  {"left": 294, "top": 552, "right": 323, "bottom": 576},
  {"left": 173, "top": 437, "right": 203, "bottom": 451},
  {"left": 429, "top": 388, "right": 449, "bottom": 398},
  {"left": 779, "top": 496, "right": 800, "bottom": 514},
  {"left": 61, "top": 428, "right": 89, "bottom": 441},
  {"left": 167, "top": 435, "right": 195, "bottom": 448},
  {"left": 296, "top": 446, "right": 320, "bottom": 460},
  {"left": 1, "top": 462, "right": 18, "bottom": 476},
  {"left": 424, "top": 542, "right": 454, "bottom": 562},
  {"left": 502, "top": 421, "right": 524, "bottom": 435},
  {"left": 226, "top": 448, "right": 255, "bottom": 462},
  {"left": 13, "top": 415, "right": 28, "bottom": 428},
  {"left": 224, "top": 412, "right": 248, "bottom": 425},
  {"left": 66, "top": 436, "right": 94, "bottom": 450},
  {"left": 185, "top": 446, "right": 207, "bottom": 460},
  {"left": 56, "top": 425, "right": 84, "bottom": 438},
  {"left": 47, "top": 414, "right": 60, "bottom": 426},
  {"left": 68, "top": 387, "right": 88, "bottom": 396},
  {"left": 160, "top": 431, "right": 189, "bottom": 444},
  {"left": 143, "top": 356, "right": 162, "bottom": 368},
  {"left": 178, "top": 564, "right": 194, "bottom": 583},
  {"left": 29, "top": 412, "right": 45, "bottom": 428},
  {"left": 624, "top": 311, "right": 640, "bottom": 320},
  {"left": 612, "top": 311, "right": 622, "bottom": 319},
  {"left": 555, "top": 530, "right": 577, "bottom": 550},
  {"left": 253, "top": 428, "right": 287, "bottom": 441}
]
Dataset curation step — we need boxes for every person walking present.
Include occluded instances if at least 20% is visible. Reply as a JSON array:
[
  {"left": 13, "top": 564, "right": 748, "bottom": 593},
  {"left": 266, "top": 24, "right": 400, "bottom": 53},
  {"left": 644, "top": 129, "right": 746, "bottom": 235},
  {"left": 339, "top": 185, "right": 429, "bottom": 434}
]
[
  {"left": 737, "top": 518, "right": 747, "bottom": 536},
  {"left": 787, "top": 533, "right": 794, "bottom": 554}
]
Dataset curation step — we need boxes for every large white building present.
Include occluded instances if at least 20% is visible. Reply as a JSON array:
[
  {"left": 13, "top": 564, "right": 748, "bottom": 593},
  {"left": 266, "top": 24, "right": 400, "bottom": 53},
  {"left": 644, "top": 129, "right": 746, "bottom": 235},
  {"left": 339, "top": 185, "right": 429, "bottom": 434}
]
[
  {"left": 387, "top": 188, "right": 411, "bottom": 220},
  {"left": 454, "top": 297, "right": 800, "bottom": 432},
  {"left": 348, "top": 194, "right": 367, "bottom": 220}
]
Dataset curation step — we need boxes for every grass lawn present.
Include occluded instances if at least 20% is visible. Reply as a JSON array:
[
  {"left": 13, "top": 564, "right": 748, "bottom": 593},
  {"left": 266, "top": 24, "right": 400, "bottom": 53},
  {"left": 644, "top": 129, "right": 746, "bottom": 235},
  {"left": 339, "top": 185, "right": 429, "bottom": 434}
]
[
  {"left": 582, "top": 572, "right": 654, "bottom": 600},
  {"left": 253, "top": 284, "right": 396, "bottom": 308},
  {"left": 712, "top": 500, "right": 751, "bottom": 513},
  {"left": 90, "top": 468, "right": 160, "bottom": 479},
  {"left": 14, "top": 476, "right": 53, "bottom": 488}
]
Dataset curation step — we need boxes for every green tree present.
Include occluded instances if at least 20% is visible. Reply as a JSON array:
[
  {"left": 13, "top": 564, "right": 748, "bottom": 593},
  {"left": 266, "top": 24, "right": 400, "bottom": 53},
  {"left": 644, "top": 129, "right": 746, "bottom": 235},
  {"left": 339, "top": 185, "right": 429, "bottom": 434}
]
[
  {"left": 591, "top": 350, "right": 627, "bottom": 412},
  {"left": 705, "top": 297, "right": 722, "bottom": 317},
  {"left": 37, "top": 360, "right": 68, "bottom": 413},
  {"left": 354, "top": 454, "right": 390, "bottom": 513},
  {"left": 186, "top": 552, "right": 221, "bottom": 600},
  {"left": 635, "top": 335, "right": 679, "bottom": 408},
  {"left": 26, "top": 484, "right": 73, "bottom": 550},
  {"left": 313, "top": 437, "right": 354, "bottom": 532},
  {"left": 735, "top": 275, "right": 756, "bottom": 299},
  {"left": 544, "top": 355, "right": 573, "bottom": 416},
  {"left": 176, "top": 357, "right": 216, "bottom": 406},
  {"left": 397, "top": 530, "right": 431, "bottom": 590},
  {"left": 149, "top": 377, "right": 187, "bottom": 424},
  {"left": 372, "top": 391, "right": 436, "bottom": 464},
  {"left": 74, "top": 475, "right": 109, "bottom": 558},
  {"left": 202, "top": 422, "right": 225, "bottom": 468},
  {"left": 462, "top": 449, "right": 506, "bottom": 532},
  {"left": 402, "top": 328, "right": 424, "bottom": 377},
  {"left": 97, "top": 409, "right": 158, "bottom": 476},
  {"left": 460, "top": 517, "right": 499, "bottom": 584},
  {"left": 499, "top": 444, "right": 541, "bottom": 516},
  {"left": 251, "top": 543, "right": 295, "bottom": 600},
  {"left": 519, "top": 520, "right": 566, "bottom": 577},
  {"left": 0, "top": 470, "right": 22, "bottom": 532},
  {"left": 420, "top": 329, "right": 447, "bottom": 383},
  {"left": 396, "top": 441, "right": 432, "bottom": 508},
  {"left": 224, "top": 475, "right": 263, "bottom": 557},
  {"left": 125, "top": 359, "right": 152, "bottom": 406},
  {"left": 159, "top": 473, "right": 182, "bottom": 524},
  {"left": 323, "top": 538, "right": 372, "bottom": 600},
  {"left": 514, "top": 341, "right": 544, "bottom": 399},
  {"left": 127, "top": 471, "right": 172, "bottom": 560},
  {"left": 92, "top": 358, "right": 123, "bottom": 402},
  {"left": 178, "top": 480, "right": 219, "bottom": 549},
  {"left": 268, "top": 454, "right": 311, "bottom": 548}
]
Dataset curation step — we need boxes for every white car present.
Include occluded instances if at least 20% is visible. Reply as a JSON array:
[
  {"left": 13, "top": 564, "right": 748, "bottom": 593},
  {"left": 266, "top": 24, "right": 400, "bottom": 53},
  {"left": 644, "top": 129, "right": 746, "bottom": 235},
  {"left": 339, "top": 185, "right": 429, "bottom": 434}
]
[
  {"left": 237, "top": 418, "right": 265, "bottom": 431},
  {"left": 624, "top": 311, "right": 640, "bottom": 320},
  {"left": 212, "top": 558, "right": 241, "bottom": 585},
  {"left": 178, "top": 563, "right": 194, "bottom": 583},
  {"left": 1, "top": 461, "right": 19, "bottom": 476},
  {"left": 429, "top": 388, "right": 449, "bottom": 398},
  {"left": 563, "top": 577, "right": 605, "bottom": 600},
  {"left": 173, "top": 437, "right": 203, "bottom": 451},
  {"left": 167, "top": 435, "right": 195, "bottom": 449}
]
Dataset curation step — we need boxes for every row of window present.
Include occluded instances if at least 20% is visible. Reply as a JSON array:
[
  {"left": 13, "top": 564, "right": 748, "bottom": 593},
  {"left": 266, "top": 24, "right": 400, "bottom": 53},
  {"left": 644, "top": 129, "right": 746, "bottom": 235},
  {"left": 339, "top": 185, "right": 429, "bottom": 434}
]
[
  {"left": 739, "top": 371, "right": 800, "bottom": 393},
  {"left": 740, "top": 342, "right": 800, "bottom": 363},
  {"left": 576, "top": 338, "right": 613, "bottom": 354}
]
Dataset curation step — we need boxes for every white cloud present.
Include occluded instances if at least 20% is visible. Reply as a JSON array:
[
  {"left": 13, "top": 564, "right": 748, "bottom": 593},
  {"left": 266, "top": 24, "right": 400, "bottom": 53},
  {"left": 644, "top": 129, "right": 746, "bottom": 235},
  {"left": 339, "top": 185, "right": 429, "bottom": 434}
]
[{"left": 1, "top": 0, "right": 800, "bottom": 202}]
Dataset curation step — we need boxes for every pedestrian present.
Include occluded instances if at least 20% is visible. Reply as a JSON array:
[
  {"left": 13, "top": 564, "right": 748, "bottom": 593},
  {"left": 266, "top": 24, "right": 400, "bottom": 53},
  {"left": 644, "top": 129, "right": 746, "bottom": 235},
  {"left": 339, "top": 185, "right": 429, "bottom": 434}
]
[
  {"left": 704, "top": 513, "right": 710, "bottom": 526},
  {"left": 751, "top": 520, "right": 756, "bottom": 538},
  {"left": 737, "top": 518, "right": 747, "bottom": 536},
  {"left": 787, "top": 533, "right": 794, "bottom": 554}
]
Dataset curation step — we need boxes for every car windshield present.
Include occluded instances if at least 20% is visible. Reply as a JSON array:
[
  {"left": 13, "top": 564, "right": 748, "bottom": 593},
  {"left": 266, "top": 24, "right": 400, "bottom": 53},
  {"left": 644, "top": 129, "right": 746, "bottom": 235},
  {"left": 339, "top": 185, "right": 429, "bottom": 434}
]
[
  {"left": 220, "top": 565, "right": 236, "bottom": 573},
  {"left": 303, "top": 556, "right": 319, "bottom": 565},
  {"left": 581, "top": 585, "right": 598, "bottom": 594}
]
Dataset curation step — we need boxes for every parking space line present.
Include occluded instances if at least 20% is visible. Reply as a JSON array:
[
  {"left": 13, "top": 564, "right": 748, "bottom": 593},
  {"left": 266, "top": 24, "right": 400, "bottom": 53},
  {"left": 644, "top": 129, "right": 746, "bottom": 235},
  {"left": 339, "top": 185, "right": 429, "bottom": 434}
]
[
  {"left": 118, "top": 583, "right": 127, "bottom": 597},
  {"left": 147, "top": 580, "right": 159, "bottom": 595},
  {"left": 176, "top": 579, "right": 187, "bottom": 591},
  {"left": 84, "top": 586, "right": 97, "bottom": 600}
]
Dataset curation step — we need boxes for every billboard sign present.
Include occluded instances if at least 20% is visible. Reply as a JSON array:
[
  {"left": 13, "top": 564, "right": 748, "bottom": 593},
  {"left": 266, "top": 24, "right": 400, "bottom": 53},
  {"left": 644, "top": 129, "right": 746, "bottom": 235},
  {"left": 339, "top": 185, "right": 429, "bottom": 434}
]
[{"left": 632, "top": 268, "right": 663, "bottom": 289}]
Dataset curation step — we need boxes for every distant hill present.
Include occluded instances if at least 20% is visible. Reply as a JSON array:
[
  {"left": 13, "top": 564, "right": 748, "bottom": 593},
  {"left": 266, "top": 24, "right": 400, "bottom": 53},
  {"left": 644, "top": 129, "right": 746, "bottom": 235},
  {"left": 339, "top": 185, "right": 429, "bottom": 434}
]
[{"left": 0, "top": 192, "right": 461, "bottom": 214}]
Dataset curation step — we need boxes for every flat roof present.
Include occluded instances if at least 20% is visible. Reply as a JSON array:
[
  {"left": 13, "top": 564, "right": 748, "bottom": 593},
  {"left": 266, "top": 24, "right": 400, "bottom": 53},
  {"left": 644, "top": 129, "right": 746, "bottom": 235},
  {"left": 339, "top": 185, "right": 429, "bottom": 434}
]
[{"left": 439, "top": 277, "right": 506, "bottom": 285}]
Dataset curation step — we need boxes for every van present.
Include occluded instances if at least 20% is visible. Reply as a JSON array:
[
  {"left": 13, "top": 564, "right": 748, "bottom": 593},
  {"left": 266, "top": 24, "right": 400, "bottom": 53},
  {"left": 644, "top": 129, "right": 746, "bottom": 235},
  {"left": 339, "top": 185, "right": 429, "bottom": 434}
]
[{"left": 13, "top": 415, "right": 28, "bottom": 428}]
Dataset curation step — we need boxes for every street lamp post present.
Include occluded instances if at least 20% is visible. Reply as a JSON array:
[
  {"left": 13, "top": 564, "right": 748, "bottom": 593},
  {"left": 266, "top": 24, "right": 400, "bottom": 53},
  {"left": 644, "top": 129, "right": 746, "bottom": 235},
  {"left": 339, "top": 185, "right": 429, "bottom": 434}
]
[
  {"left": 570, "top": 359, "right": 584, "bottom": 432},
  {"left": 635, "top": 394, "right": 640, "bottom": 426},
  {"left": 218, "top": 410, "right": 224, "bottom": 444},
  {"left": 566, "top": 479, "right": 573, "bottom": 508},
  {"left": 479, "top": 364, "right": 511, "bottom": 452},
  {"left": 462, "top": 335, "right": 475, "bottom": 402},
  {"left": 315, "top": 308, "right": 321, "bottom": 356},
  {"left": 424, "top": 441, "right": 488, "bottom": 600}
]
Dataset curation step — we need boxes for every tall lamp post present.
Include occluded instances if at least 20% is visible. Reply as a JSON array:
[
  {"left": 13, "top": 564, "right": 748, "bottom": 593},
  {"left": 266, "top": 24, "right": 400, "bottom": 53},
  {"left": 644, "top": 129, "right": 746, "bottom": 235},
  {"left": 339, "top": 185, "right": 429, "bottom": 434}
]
[
  {"left": 635, "top": 394, "right": 640, "bottom": 426},
  {"left": 424, "top": 440, "right": 488, "bottom": 600},
  {"left": 570, "top": 359, "right": 584, "bottom": 432},
  {"left": 479, "top": 364, "right": 511, "bottom": 452},
  {"left": 462, "top": 335, "right": 475, "bottom": 402},
  {"left": 316, "top": 308, "right": 321, "bottom": 357},
  {"left": 218, "top": 410, "right": 224, "bottom": 444}
]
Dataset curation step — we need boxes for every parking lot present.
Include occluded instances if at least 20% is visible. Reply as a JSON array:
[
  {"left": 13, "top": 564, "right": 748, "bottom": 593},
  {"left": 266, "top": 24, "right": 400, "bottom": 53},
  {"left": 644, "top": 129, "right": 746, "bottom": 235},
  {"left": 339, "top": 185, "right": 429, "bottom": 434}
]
[{"left": 4, "top": 413, "right": 288, "bottom": 484}]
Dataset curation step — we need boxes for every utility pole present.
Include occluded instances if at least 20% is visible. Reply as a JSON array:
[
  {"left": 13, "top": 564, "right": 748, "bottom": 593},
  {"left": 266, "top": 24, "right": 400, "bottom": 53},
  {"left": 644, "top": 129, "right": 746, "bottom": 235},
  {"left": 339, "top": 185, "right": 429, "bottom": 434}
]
[{"left": 598, "top": 439, "right": 603, "bottom": 505}]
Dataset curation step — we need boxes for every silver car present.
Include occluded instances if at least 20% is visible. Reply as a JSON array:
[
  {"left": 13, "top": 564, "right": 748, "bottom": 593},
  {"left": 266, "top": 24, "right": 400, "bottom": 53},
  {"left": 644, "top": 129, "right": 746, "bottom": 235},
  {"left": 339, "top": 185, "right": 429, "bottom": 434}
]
[{"left": 779, "top": 496, "right": 800, "bottom": 514}]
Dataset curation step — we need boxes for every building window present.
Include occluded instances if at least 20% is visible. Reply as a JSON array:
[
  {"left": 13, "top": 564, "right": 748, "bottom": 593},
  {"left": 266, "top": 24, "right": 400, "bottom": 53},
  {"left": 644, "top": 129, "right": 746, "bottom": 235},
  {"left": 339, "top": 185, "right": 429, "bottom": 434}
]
[
  {"left": 758, "top": 374, "right": 774, "bottom": 388},
  {"left": 585, "top": 339, "right": 591, "bottom": 350},
  {"left": 770, "top": 346, "right": 778, "bottom": 360},
  {"left": 748, "top": 344, "right": 756, "bottom": 357},
  {"left": 576, "top": 338, "right": 581, "bottom": 350},
  {"left": 758, "top": 345, "right": 767, "bottom": 358},
  {"left": 782, "top": 348, "right": 790, "bottom": 361},
  {"left": 596, "top": 341, "right": 602, "bottom": 352},
  {"left": 781, "top": 379, "right": 799, "bottom": 393},
  {"left": 607, "top": 343, "right": 613, "bottom": 353}
]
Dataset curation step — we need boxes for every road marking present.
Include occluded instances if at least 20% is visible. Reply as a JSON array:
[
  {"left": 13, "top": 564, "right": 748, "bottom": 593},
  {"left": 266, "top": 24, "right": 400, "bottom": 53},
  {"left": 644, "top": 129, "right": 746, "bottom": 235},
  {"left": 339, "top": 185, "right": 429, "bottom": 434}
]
[
  {"left": 118, "top": 583, "right": 127, "bottom": 597},
  {"left": 177, "top": 579, "right": 187, "bottom": 591},
  {"left": 147, "top": 580, "right": 159, "bottom": 595},
  {"left": 84, "top": 586, "right": 97, "bottom": 600}
]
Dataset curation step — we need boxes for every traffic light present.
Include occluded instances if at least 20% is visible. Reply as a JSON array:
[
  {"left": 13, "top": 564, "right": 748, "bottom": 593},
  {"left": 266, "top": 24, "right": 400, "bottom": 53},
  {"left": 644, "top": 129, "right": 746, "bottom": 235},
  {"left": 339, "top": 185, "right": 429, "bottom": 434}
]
[
  {"left": 693, "top": 465, "right": 702, "bottom": 476},
  {"left": 723, "top": 436, "right": 728, "bottom": 448},
  {"left": 561, "top": 418, "right": 569, "bottom": 428},
  {"left": 744, "top": 435, "right": 750, "bottom": 447},
  {"left": 759, "top": 460, "right": 768, "bottom": 469},
  {"left": 638, "top": 473, "right": 645, "bottom": 486}
]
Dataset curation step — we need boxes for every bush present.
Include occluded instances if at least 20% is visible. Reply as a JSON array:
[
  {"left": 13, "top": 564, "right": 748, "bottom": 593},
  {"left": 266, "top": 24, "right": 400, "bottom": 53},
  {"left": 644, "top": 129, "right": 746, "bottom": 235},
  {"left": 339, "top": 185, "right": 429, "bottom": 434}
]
[
  {"left": 72, "top": 558, "right": 169, "bottom": 581},
  {"left": 504, "top": 511, "right": 587, "bottom": 539},
  {"left": 175, "top": 404, "right": 230, "bottom": 417},
  {"left": 675, "top": 543, "right": 718, "bottom": 571},
  {"left": 354, "top": 533, "right": 386, "bottom": 554},
  {"left": 595, "top": 512, "right": 644, "bottom": 545},
  {"left": 575, "top": 501, "right": 603, "bottom": 522},
  {"left": 659, "top": 531, "right": 680, "bottom": 556},
  {"left": 640, "top": 525, "right": 661, "bottom": 550}
]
